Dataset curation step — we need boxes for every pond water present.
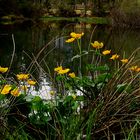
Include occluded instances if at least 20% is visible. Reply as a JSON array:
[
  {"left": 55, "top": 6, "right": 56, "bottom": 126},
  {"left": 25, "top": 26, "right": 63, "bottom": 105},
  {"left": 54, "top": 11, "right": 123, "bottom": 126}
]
[{"left": 0, "top": 20, "right": 140, "bottom": 99}]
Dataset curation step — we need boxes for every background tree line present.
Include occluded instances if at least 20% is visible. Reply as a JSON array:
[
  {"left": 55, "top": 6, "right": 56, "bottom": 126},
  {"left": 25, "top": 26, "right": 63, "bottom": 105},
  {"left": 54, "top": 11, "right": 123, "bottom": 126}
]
[{"left": 0, "top": 0, "right": 122, "bottom": 18}]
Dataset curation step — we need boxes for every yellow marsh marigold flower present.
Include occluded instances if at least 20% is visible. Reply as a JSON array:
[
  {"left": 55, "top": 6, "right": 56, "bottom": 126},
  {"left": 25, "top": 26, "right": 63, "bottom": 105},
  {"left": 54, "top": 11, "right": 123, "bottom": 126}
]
[
  {"left": 11, "top": 88, "right": 20, "bottom": 97},
  {"left": 17, "top": 74, "right": 29, "bottom": 80},
  {"left": 70, "top": 32, "right": 84, "bottom": 39},
  {"left": 1, "top": 85, "right": 11, "bottom": 94},
  {"left": 0, "top": 66, "right": 8, "bottom": 73},
  {"left": 68, "top": 72, "right": 76, "bottom": 78},
  {"left": 71, "top": 94, "right": 76, "bottom": 100},
  {"left": 58, "top": 68, "right": 70, "bottom": 74},
  {"left": 70, "top": 32, "right": 76, "bottom": 37},
  {"left": 136, "top": 68, "right": 140, "bottom": 72},
  {"left": 27, "top": 80, "right": 36, "bottom": 86},
  {"left": 102, "top": 50, "right": 111, "bottom": 55},
  {"left": 121, "top": 59, "right": 128, "bottom": 64},
  {"left": 91, "top": 41, "right": 104, "bottom": 49},
  {"left": 129, "top": 66, "right": 138, "bottom": 71},
  {"left": 110, "top": 54, "right": 119, "bottom": 60},
  {"left": 65, "top": 38, "right": 75, "bottom": 43},
  {"left": 54, "top": 66, "right": 63, "bottom": 72}
]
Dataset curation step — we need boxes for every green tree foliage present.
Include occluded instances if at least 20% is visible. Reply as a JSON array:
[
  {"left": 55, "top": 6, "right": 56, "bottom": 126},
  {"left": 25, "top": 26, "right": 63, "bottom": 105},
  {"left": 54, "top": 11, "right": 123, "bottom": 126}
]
[
  {"left": 0, "top": 0, "right": 44, "bottom": 18},
  {"left": 0, "top": 0, "right": 123, "bottom": 18},
  {"left": 0, "top": 0, "right": 19, "bottom": 16}
]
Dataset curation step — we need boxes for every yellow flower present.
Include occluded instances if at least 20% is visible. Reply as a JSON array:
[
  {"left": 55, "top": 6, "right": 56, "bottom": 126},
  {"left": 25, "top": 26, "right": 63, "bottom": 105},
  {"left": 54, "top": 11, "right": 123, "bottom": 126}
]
[
  {"left": 65, "top": 38, "right": 75, "bottom": 43},
  {"left": 11, "top": 88, "right": 20, "bottom": 97},
  {"left": 70, "top": 32, "right": 76, "bottom": 38},
  {"left": 129, "top": 66, "right": 138, "bottom": 71},
  {"left": 71, "top": 94, "right": 76, "bottom": 100},
  {"left": 102, "top": 50, "right": 111, "bottom": 55},
  {"left": 1, "top": 85, "right": 11, "bottom": 94},
  {"left": 17, "top": 74, "right": 29, "bottom": 80},
  {"left": 121, "top": 59, "right": 128, "bottom": 64},
  {"left": 27, "top": 80, "right": 36, "bottom": 86},
  {"left": 136, "top": 68, "right": 140, "bottom": 72},
  {"left": 54, "top": 66, "right": 70, "bottom": 74},
  {"left": 68, "top": 72, "right": 76, "bottom": 78},
  {"left": 49, "top": 90, "right": 55, "bottom": 96},
  {"left": 58, "top": 68, "right": 70, "bottom": 74},
  {"left": 91, "top": 41, "right": 104, "bottom": 49},
  {"left": 54, "top": 66, "right": 63, "bottom": 72},
  {"left": 0, "top": 66, "right": 8, "bottom": 73},
  {"left": 110, "top": 54, "right": 119, "bottom": 60},
  {"left": 70, "top": 32, "right": 84, "bottom": 39}
]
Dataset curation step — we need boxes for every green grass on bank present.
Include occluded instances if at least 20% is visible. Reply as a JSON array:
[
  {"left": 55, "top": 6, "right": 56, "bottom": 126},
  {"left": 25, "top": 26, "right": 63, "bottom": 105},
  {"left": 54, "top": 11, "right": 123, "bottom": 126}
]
[
  {"left": 0, "top": 16, "right": 110, "bottom": 25},
  {"left": 40, "top": 16, "right": 110, "bottom": 24}
]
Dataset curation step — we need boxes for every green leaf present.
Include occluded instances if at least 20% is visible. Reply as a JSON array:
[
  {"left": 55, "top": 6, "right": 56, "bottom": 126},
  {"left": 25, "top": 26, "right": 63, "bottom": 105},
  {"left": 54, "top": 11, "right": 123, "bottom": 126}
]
[
  {"left": 95, "top": 73, "right": 111, "bottom": 83},
  {"left": 86, "top": 64, "right": 109, "bottom": 72},
  {"left": 116, "top": 83, "right": 131, "bottom": 93},
  {"left": 82, "top": 50, "right": 88, "bottom": 55},
  {"left": 0, "top": 80, "right": 6, "bottom": 85},
  {"left": 76, "top": 96, "right": 84, "bottom": 101},
  {"left": 95, "top": 65, "right": 109, "bottom": 71},
  {"left": 71, "top": 51, "right": 88, "bottom": 61},
  {"left": 72, "top": 102, "right": 79, "bottom": 110},
  {"left": 71, "top": 54, "right": 81, "bottom": 61},
  {"left": 56, "top": 75, "right": 65, "bottom": 81},
  {"left": 24, "top": 94, "right": 35, "bottom": 102},
  {"left": 64, "top": 96, "right": 72, "bottom": 103},
  {"left": 0, "top": 94, "right": 6, "bottom": 100},
  {"left": 32, "top": 96, "right": 42, "bottom": 102},
  {"left": 31, "top": 103, "right": 38, "bottom": 110}
]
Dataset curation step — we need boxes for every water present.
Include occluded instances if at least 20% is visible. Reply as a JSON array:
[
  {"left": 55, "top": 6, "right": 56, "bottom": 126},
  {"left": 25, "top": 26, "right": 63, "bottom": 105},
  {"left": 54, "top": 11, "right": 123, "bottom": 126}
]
[{"left": 0, "top": 20, "right": 140, "bottom": 99}]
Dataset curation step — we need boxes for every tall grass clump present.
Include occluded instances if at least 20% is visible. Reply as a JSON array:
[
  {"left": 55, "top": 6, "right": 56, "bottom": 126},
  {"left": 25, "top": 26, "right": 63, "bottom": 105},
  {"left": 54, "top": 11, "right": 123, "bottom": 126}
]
[{"left": 1, "top": 32, "right": 140, "bottom": 139}]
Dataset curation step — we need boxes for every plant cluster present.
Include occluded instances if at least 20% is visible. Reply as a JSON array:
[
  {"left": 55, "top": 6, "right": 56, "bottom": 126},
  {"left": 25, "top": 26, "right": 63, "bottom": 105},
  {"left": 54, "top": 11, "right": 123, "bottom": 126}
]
[{"left": 1, "top": 32, "right": 140, "bottom": 139}]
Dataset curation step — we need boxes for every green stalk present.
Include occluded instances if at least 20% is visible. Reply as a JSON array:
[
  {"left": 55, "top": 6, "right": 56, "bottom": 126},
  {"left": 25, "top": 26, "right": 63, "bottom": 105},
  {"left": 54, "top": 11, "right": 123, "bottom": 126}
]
[
  {"left": 77, "top": 39, "right": 82, "bottom": 77},
  {"left": 77, "top": 39, "right": 82, "bottom": 55}
]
